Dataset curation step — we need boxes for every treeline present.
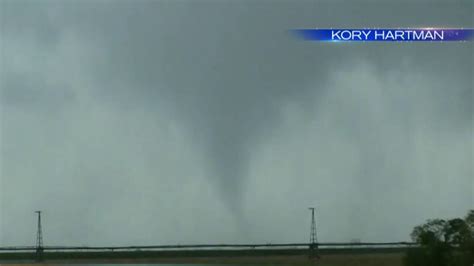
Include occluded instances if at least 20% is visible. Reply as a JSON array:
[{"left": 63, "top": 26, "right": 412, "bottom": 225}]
[{"left": 404, "top": 210, "right": 474, "bottom": 266}]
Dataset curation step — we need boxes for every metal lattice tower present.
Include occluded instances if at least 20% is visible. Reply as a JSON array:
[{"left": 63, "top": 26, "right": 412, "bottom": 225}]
[
  {"left": 308, "top": 207, "right": 320, "bottom": 259},
  {"left": 309, "top": 207, "right": 318, "bottom": 245},
  {"left": 35, "top": 211, "right": 44, "bottom": 261}
]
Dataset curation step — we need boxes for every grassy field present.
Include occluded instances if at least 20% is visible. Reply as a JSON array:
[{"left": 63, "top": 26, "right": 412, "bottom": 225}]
[{"left": 0, "top": 248, "right": 408, "bottom": 265}]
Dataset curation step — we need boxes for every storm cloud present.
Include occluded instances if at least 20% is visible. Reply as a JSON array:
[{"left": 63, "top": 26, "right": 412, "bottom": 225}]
[{"left": 0, "top": 0, "right": 472, "bottom": 246}]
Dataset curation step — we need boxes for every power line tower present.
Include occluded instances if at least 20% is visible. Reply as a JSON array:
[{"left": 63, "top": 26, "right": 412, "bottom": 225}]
[
  {"left": 35, "top": 211, "right": 44, "bottom": 262},
  {"left": 308, "top": 207, "right": 319, "bottom": 259}
]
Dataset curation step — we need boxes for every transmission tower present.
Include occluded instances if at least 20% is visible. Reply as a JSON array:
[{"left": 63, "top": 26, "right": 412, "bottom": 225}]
[
  {"left": 308, "top": 207, "right": 319, "bottom": 259},
  {"left": 35, "top": 211, "right": 44, "bottom": 261}
]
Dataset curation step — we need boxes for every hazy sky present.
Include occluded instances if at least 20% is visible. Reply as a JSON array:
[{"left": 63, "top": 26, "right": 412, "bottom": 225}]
[{"left": 0, "top": 0, "right": 472, "bottom": 247}]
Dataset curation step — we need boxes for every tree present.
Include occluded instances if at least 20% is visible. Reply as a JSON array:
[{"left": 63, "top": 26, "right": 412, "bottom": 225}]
[
  {"left": 444, "top": 218, "right": 471, "bottom": 246},
  {"left": 404, "top": 210, "right": 474, "bottom": 266},
  {"left": 410, "top": 219, "right": 447, "bottom": 244},
  {"left": 462, "top": 211, "right": 474, "bottom": 266},
  {"left": 465, "top": 210, "right": 474, "bottom": 233}
]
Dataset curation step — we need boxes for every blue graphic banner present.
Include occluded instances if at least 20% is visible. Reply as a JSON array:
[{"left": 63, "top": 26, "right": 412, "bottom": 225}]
[{"left": 293, "top": 28, "right": 474, "bottom": 42}]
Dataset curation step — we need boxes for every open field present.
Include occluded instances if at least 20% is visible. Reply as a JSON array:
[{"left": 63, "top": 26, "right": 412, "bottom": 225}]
[{"left": 0, "top": 248, "right": 408, "bottom": 265}]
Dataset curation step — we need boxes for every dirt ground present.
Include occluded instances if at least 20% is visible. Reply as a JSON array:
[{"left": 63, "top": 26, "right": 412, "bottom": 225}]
[{"left": 1, "top": 252, "right": 405, "bottom": 265}]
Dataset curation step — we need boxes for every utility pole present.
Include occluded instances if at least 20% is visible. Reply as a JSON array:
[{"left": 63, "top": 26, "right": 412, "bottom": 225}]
[
  {"left": 308, "top": 207, "right": 319, "bottom": 259},
  {"left": 35, "top": 211, "right": 44, "bottom": 262}
]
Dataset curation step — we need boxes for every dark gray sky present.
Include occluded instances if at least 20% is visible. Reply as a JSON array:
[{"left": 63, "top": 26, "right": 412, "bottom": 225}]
[{"left": 0, "top": 0, "right": 472, "bottom": 246}]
